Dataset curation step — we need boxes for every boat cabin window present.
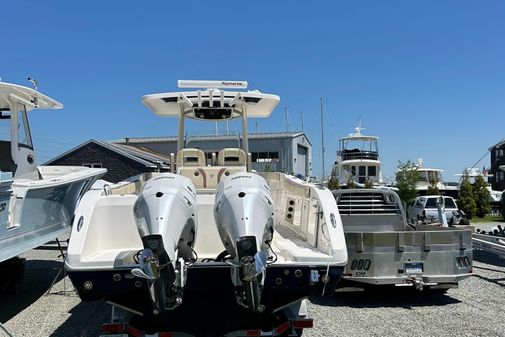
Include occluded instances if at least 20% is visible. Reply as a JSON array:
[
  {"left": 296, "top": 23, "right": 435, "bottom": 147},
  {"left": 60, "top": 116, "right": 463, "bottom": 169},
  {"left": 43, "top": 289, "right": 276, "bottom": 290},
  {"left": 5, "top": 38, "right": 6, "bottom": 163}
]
[
  {"left": 17, "top": 103, "right": 33, "bottom": 149},
  {"left": 419, "top": 170, "right": 442, "bottom": 183},
  {"left": 0, "top": 110, "right": 12, "bottom": 172},
  {"left": 368, "top": 166, "right": 377, "bottom": 176}
]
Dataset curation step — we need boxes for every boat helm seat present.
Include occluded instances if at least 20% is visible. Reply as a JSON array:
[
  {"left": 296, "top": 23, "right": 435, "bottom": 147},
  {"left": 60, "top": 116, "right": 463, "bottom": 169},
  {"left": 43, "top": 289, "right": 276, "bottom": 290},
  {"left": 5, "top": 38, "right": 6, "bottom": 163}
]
[
  {"left": 176, "top": 148, "right": 206, "bottom": 167},
  {"left": 217, "top": 148, "right": 247, "bottom": 167}
]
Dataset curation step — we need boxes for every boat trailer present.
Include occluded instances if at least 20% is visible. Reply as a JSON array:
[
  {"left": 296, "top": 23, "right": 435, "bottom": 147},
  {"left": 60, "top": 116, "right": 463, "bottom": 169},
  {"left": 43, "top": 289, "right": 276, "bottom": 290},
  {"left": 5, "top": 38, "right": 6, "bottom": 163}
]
[{"left": 473, "top": 225, "right": 505, "bottom": 259}]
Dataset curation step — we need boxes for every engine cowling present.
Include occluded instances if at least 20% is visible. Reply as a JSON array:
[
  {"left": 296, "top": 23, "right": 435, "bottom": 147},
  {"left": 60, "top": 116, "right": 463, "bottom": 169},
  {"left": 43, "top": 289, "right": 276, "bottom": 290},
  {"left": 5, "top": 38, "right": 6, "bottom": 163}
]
[
  {"left": 214, "top": 172, "right": 274, "bottom": 312},
  {"left": 133, "top": 173, "right": 197, "bottom": 313}
]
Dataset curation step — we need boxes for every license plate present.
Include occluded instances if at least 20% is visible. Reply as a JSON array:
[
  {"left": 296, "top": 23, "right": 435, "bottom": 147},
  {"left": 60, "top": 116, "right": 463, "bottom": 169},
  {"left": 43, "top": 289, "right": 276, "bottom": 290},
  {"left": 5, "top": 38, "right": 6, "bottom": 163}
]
[{"left": 405, "top": 262, "right": 423, "bottom": 274}]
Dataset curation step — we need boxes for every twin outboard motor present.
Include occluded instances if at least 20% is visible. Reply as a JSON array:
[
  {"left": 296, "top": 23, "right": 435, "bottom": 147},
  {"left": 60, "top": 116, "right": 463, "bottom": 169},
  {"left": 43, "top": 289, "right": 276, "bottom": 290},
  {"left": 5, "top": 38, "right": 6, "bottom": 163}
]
[
  {"left": 214, "top": 172, "right": 275, "bottom": 312},
  {"left": 133, "top": 173, "right": 197, "bottom": 314}
]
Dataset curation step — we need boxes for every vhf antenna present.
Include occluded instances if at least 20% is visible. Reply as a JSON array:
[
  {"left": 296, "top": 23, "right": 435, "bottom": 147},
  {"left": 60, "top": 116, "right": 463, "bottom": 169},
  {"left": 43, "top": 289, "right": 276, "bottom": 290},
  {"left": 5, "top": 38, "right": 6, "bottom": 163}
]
[
  {"left": 27, "top": 77, "right": 38, "bottom": 91},
  {"left": 27, "top": 77, "right": 39, "bottom": 107}
]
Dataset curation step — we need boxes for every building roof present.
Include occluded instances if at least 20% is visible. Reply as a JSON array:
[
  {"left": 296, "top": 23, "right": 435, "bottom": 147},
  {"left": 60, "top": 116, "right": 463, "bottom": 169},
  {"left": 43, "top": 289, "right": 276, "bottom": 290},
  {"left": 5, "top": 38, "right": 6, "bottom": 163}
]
[
  {"left": 489, "top": 138, "right": 505, "bottom": 151},
  {"left": 43, "top": 139, "right": 171, "bottom": 168},
  {"left": 111, "top": 131, "right": 311, "bottom": 145}
]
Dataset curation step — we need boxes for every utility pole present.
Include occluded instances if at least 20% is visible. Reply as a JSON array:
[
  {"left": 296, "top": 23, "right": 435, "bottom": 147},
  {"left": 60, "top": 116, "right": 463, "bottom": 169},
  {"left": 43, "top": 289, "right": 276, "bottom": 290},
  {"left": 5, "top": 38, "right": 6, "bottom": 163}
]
[
  {"left": 301, "top": 111, "right": 304, "bottom": 132},
  {"left": 320, "top": 98, "right": 326, "bottom": 182}
]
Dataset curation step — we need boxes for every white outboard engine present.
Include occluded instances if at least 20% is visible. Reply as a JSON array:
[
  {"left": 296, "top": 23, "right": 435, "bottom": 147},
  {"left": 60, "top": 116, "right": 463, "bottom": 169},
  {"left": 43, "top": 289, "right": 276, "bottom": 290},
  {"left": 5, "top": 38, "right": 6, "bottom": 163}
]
[
  {"left": 133, "top": 173, "right": 197, "bottom": 313},
  {"left": 214, "top": 172, "right": 274, "bottom": 312}
]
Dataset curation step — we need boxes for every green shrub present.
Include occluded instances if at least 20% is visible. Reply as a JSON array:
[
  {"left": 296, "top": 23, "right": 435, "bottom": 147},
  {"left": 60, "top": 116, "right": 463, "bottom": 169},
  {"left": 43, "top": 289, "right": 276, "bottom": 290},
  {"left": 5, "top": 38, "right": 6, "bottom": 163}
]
[
  {"left": 364, "top": 179, "right": 374, "bottom": 189},
  {"left": 327, "top": 172, "right": 340, "bottom": 190},
  {"left": 395, "top": 160, "right": 419, "bottom": 204},
  {"left": 458, "top": 170, "right": 476, "bottom": 219},
  {"left": 346, "top": 175, "right": 355, "bottom": 189},
  {"left": 473, "top": 175, "right": 491, "bottom": 218}
]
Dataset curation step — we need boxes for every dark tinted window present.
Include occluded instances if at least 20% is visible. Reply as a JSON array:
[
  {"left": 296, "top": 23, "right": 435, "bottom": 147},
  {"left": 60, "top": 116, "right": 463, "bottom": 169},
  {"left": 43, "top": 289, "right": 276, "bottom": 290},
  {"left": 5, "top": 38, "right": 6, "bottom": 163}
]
[
  {"left": 425, "top": 198, "right": 438, "bottom": 207},
  {"left": 359, "top": 166, "right": 366, "bottom": 175},
  {"left": 444, "top": 197, "right": 457, "bottom": 208},
  {"left": 368, "top": 166, "right": 377, "bottom": 176}
]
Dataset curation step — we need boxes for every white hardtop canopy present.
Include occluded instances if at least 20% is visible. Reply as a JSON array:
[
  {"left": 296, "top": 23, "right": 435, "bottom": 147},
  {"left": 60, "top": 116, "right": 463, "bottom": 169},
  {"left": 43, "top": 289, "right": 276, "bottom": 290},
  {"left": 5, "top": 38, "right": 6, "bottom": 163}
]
[
  {"left": 141, "top": 80, "right": 280, "bottom": 120},
  {"left": 0, "top": 82, "right": 63, "bottom": 111},
  {"left": 141, "top": 80, "right": 281, "bottom": 152}
]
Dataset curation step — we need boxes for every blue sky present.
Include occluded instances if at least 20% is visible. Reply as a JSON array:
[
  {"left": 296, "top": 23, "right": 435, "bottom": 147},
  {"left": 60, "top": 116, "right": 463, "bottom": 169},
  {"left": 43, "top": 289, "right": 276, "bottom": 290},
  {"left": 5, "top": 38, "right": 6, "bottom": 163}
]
[{"left": 1, "top": 1, "right": 504, "bottom": 181}]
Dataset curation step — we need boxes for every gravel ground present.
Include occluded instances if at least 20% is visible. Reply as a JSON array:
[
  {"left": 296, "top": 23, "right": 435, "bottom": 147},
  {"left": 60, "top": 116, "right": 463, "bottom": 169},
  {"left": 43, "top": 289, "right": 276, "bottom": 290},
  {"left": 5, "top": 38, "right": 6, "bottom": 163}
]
[{"left": 1, "top": 230, "right": 505, "bottom": 337}]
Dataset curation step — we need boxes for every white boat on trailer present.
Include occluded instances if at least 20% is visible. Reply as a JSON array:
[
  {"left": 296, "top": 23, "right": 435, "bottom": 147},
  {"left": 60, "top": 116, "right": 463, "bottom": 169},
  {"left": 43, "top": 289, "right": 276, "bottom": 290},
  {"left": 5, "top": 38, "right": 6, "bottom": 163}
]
[
  {"left": 0, "top": 81, "right": 105, "bottom": 264},
  {"left": 65, "top": 80, "right": 347, "bottom": 337}
]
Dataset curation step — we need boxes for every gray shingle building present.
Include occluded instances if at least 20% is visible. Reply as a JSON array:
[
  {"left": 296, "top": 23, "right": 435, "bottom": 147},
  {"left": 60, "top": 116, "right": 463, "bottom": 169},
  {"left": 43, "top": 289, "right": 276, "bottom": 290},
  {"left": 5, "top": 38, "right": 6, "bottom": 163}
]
[{"left": 44, "top": 140, "right": 171, "bottom": 183}]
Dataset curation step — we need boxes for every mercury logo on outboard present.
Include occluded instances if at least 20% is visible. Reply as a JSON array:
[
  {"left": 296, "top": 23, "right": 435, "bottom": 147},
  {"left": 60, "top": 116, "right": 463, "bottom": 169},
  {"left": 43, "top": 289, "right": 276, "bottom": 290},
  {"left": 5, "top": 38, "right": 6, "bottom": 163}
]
[{"left": 231, "top": 175, "right": 252, "bottom": 180}]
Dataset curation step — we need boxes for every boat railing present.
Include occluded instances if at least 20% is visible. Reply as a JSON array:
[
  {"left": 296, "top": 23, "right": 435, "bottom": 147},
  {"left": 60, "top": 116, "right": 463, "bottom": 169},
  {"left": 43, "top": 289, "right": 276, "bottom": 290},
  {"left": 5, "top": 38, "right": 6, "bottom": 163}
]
[{"left": 338, "top": 150, "right": 379, "bottom": 161}]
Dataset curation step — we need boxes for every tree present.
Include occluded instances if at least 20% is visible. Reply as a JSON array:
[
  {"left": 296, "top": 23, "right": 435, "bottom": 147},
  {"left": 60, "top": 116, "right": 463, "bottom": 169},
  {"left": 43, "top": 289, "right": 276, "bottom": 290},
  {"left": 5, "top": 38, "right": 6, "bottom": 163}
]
[
  {"left": 426, "top": 177, "right": 440, "bottom": 195},
  {"left": 346, "top": 174, "right": 355, "bottom": 189},
  {"left": 473, "top": 175, "right": 491, "bottom": 218},
  {"left": 458, "top": 170, "right": 476, "bottom": 219},
  {"left": 364, "top": 179, "right": 374, "bottom": 189},
  {"left": 327, "top": 168, "right": 340, "bottom": 190},
  {"left": 395, "top": 160, "right": 420, "bottom": 204}
]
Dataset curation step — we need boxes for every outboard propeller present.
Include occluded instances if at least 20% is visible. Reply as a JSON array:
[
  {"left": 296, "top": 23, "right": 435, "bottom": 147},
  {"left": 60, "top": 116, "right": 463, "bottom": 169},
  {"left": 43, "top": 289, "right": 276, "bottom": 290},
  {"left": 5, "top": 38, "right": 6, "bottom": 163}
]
[{"left": 131, "top": 248, "right": 159, "bottom": 280}]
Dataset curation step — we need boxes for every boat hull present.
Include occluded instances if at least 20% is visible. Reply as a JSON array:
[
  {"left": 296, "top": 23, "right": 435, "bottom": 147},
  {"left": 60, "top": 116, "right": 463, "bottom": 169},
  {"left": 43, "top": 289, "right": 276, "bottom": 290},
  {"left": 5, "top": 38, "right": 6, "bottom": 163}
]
[
  {"left": 67, "top": 262, "right": 343, "bottom": 317},
  {"left": 0, "top": 169, "right": 104, "bottom": 262}
]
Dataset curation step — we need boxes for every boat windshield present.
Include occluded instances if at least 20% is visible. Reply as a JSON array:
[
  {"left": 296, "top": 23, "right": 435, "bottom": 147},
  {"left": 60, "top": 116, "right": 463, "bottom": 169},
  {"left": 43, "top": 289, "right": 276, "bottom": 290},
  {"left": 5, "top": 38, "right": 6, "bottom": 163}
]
[
  {"left": 419, "top": 170, "right": 443, "bottom": 183},
  {"left": 338, "top": 138, "right": 379, "bottom": 161}
]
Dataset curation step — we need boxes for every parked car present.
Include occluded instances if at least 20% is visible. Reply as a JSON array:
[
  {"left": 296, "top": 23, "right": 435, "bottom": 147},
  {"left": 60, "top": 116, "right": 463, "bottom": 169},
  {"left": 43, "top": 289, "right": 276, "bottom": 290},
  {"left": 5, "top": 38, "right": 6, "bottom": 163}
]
[{"left": 407, "top": 196, "right": 462, "bottom": 225}]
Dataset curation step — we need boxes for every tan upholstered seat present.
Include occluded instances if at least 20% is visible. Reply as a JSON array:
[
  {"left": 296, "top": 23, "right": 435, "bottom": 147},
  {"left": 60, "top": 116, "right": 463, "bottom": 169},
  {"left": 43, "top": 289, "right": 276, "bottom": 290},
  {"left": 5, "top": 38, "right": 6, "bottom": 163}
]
[
  {"left": 217, "top": 148, "right": 246, "bottom": 167},
  {"left": 176, "top": 148, "right": 206, "bottom": 167}
]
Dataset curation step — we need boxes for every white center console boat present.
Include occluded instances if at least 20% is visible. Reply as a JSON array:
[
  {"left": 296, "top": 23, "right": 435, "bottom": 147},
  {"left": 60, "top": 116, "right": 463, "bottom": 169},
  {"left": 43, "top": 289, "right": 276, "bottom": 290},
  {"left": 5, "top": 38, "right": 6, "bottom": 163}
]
[
  {"left": 0, "top": 81, "right": 106, "bottom": 263},
  {"left": 65, "top": 80, "right": 347, "bottom": 336}
]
